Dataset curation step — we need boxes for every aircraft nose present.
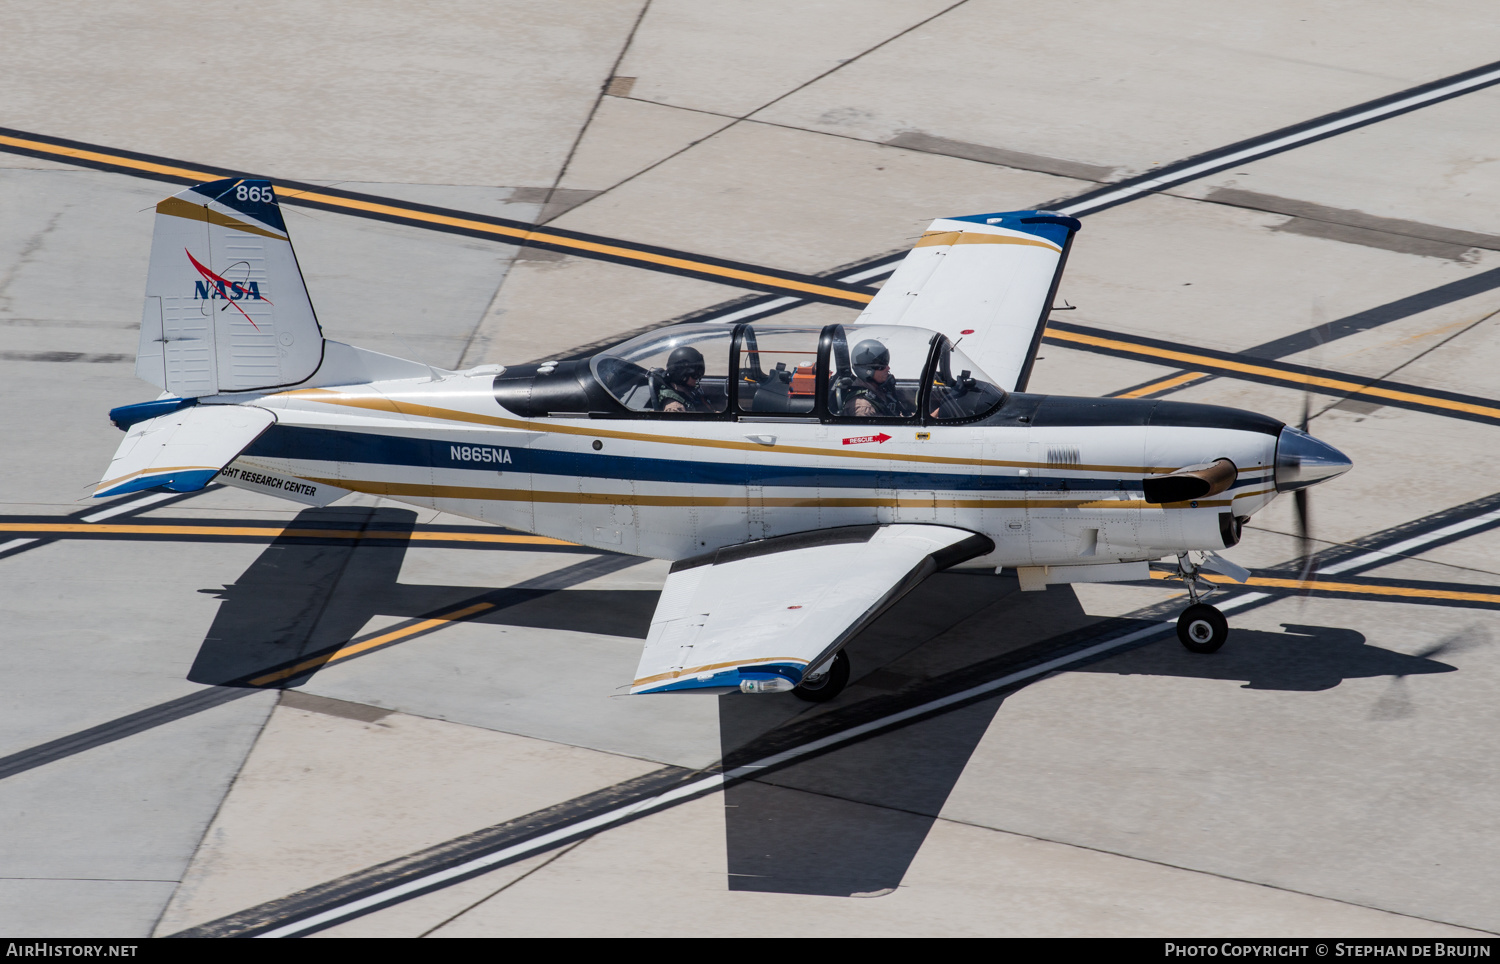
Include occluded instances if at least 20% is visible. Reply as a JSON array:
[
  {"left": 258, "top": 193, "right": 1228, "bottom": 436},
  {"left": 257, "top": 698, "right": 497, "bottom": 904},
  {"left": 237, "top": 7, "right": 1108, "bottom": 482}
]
[{"left": 1274, "top": 425, "right": 1352, "bottom": 492}]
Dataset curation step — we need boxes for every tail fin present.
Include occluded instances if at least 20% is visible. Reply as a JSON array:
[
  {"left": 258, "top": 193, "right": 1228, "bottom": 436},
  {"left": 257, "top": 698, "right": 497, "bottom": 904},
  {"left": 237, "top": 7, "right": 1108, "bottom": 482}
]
[{"left": 137, "top": 178, "right": 324, "bottom": 397}]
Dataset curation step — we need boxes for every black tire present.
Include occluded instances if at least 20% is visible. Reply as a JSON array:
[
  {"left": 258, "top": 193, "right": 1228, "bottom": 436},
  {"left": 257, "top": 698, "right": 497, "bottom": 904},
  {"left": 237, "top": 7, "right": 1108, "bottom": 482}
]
[
  {"left": 793, "top": 650, "right": 850, "bottom": 703},
  {"left": 1177, "top": 604, "right": 1229, "bottom": 654}
]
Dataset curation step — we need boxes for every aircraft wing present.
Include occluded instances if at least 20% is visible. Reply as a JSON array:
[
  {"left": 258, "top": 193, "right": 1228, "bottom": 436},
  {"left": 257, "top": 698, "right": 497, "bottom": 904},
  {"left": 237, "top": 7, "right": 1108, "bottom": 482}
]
[
  {"left": 95, "top": 403, "right": 275, "bottom": 498},
  {"left": 855, "top": 210, "right": 1080, "bottom": 392},
  {"left": 631, "top": 524, "right": 993, "bottom": 694}
]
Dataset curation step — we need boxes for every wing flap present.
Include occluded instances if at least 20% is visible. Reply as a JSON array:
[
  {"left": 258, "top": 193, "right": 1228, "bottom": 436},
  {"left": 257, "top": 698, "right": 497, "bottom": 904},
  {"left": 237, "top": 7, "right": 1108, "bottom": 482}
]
[
  {"left": 857, "top": 211, "right": 1079, "bottom": 392},
  {"left": 95, "top": 404, "right": 275, "bottom": 498},
  {"left": 631, "top": 525, "right": 993, "bottom": 694}
]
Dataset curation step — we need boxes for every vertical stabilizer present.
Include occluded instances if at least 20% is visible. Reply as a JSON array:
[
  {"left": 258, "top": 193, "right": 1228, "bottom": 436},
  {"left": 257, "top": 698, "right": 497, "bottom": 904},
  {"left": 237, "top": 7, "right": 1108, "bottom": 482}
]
[{"left": 137, "top": 178, "right": 324, "bottom": 396}]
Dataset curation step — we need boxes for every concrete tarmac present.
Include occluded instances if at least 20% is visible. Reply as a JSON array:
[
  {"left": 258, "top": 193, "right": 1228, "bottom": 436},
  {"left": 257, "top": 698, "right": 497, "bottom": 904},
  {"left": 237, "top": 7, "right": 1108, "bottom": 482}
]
[{"left": 1, "top": 0, "right": 1498, "bottom": 939}]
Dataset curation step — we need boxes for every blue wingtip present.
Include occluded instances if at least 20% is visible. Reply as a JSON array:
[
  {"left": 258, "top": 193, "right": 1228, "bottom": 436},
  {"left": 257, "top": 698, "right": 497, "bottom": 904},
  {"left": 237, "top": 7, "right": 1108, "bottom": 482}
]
[
  {"left": 947, "top": 209, "right": 1081, "bottom": 248},
  {"left": 636, "top": 662, "right": 806, "bottom": 694},
  {"left": 95, "top": 469, "right": 218, "bottom": 499}
]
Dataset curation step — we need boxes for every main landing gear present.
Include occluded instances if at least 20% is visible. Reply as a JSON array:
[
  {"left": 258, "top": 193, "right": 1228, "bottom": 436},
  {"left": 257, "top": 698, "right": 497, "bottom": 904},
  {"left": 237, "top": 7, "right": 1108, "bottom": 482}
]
[
  {"left": 1173, "top": 553, "right": 1230, "bottom": 654},
  {"left": 793, "top": 650, "right": 850, "bottom": 702}
]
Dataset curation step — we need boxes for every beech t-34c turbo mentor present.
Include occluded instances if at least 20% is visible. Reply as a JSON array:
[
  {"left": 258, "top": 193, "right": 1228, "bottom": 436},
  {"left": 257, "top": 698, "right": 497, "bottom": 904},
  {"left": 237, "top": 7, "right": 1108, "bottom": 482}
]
[{"left": 96, "top": 179, "right": 1351, "bottom": 702}]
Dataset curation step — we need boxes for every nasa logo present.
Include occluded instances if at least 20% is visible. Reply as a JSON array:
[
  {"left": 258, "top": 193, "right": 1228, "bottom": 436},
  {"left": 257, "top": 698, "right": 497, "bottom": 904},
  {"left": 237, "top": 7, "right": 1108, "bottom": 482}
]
[
  {"left": 450, "top": 445, "right": 513, "bottom": 465},
  {"left": 185, "top": 249, "right": 273, "bottom": 330},
  {"left": 194, "top": 279, "right": 265, "bottom": 301}
]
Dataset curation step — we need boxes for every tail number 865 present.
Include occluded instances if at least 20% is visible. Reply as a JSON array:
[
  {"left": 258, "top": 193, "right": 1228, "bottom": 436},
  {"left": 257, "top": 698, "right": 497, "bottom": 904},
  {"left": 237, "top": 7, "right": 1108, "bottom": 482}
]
[{"left": 236, "top": 184, "right": 275, "bottom": 203}]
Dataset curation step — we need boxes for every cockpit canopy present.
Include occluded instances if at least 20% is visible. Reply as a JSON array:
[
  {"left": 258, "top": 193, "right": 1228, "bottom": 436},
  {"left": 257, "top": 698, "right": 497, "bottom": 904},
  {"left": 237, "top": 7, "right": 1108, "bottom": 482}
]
[{"left": 494, "top": 322, "right": 1005, "bottom": 422}]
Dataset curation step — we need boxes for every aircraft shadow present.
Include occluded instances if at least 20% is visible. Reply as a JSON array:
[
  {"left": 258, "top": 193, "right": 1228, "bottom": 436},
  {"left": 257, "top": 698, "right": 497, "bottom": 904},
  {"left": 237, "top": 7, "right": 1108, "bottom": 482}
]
[
  {"left": 187, "top": 505, "right": 653, "bottom": 686},
  {"left": 716, "top": 573, "right": 1083, "bottom": 898},
  {"left": 1085, "top": 623, "right": 1457, "bottom": 692},
  {"left": 715, "top": 596, "right": 1464, "bottom": 897}
]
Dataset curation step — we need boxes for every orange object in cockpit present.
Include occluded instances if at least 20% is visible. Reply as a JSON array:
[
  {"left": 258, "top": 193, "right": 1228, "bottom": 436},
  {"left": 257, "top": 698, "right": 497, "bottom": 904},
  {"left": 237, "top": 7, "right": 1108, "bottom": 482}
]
[{"left": 789, "top": 362, "right": 817, "bottom": 396}]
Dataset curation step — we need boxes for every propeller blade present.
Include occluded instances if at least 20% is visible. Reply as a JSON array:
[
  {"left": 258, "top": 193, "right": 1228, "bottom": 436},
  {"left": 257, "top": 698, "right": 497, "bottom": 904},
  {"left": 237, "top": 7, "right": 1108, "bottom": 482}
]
[
  {"left": 1295, "top": 379, "right": 1315, "bottom": 588},
  {"left": 1295, "top": 485, "right": 1315, "bottom": 589}
]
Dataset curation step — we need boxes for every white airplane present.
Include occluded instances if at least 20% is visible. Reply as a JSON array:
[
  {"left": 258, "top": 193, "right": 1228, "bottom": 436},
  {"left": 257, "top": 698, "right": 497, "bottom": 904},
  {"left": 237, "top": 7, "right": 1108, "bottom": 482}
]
[{"left": 96, "top": 179, "right": 1351, "bottom": 701}]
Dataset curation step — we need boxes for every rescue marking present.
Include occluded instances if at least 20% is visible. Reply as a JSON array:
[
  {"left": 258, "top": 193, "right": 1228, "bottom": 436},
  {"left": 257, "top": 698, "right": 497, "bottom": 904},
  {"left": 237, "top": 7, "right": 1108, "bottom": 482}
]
[{"left": 841, "top": 433, "right": 892, "bottom": 446}]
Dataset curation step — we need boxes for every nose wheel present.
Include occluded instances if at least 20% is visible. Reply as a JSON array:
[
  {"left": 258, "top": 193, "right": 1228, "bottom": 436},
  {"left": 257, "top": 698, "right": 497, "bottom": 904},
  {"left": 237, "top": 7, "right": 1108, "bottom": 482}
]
[
  {"left": 1171, "top": 552, "right": 1231, "bottom": 654},
  {"left": 1177, "top": 603, "right": 1228, "bottom": 653}
]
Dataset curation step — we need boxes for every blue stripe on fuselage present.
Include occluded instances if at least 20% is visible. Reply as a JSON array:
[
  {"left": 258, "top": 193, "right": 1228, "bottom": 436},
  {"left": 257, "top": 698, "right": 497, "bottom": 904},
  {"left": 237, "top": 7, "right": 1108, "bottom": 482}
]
[{"left": 243, "top": 425, "right": 1270, "bottom": 493}]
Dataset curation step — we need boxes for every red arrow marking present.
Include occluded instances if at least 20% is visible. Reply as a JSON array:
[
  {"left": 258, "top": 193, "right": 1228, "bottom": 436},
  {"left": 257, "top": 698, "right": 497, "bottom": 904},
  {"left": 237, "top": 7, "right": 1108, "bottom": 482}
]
[{"left": 842, "top": 432, "right": 892, "bottom": 446}]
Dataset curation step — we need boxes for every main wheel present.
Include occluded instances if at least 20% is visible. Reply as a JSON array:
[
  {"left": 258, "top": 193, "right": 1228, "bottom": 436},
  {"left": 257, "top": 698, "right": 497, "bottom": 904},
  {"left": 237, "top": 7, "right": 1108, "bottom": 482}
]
[
  {"left": 793, "top": 650, "right": 850, "bottom": 703},
  {"left": 1177, "top": 604, "right": 1229, "bottom": 654}
]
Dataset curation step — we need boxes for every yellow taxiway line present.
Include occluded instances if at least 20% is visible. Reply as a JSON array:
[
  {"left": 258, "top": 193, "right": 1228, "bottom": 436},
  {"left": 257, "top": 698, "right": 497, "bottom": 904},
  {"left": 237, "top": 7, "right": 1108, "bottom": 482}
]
[
  {"left": 248, "top": 601, "right": 497, "bottom": 686},
  {"left": 1049, "top": 327, "right": 1500, "bottom": 422},
  {"left": 1150, "top": 569, "right": 1500, "bottom": 606},
  {"left": 0, "top": 522, "right": 573, "bottom": 546},
  {"left": 0, "top": 132, "right": 871, "bottom": 307}
]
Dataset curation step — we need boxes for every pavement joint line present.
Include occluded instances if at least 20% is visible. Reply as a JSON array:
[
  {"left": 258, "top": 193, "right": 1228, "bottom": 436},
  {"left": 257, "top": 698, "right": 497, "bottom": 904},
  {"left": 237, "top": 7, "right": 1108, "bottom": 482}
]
[
  {"left": 210, "top": 494, "right": 1493, "bottom": 938},
  {"left": 646, "top": 60, "right": 1500, "bottom": 332},
  {"left": 1051, "top": 60, "right": 1500, "bottom": 217},
  {"left": 244, "top": 607, "right": 1250, "bottom": 938},
  {"left": 7, "top": 127, "right": 1496, "bottom": 426}
]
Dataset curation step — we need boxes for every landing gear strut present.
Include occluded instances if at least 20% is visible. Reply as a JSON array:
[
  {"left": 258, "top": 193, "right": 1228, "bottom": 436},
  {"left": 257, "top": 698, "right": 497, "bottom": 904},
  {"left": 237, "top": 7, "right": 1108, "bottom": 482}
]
[
  {"left": 793, "top": 650, "right": 850, "bottom": 702},
  {"left": 1173, "top": 553, "right": 1229, "bottom": 654}
]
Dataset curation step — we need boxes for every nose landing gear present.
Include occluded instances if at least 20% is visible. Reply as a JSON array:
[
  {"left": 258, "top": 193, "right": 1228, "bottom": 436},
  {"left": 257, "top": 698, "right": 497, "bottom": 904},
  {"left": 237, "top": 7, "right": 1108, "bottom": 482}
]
[
  {"left": 1173, "top": 553, "right": 1230, "bottom": 654},
  {"left": 1178, "top": 603, "right": 1229, "bottom": 653}
]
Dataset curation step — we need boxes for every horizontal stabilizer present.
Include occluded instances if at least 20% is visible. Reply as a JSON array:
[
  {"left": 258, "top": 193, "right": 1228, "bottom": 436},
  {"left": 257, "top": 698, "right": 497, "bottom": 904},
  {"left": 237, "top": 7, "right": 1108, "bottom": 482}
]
[
  {"left": 95, "top": 404, "right": 275, "bottom": 498},
  {"left": 137, "top": 178, "right": 324, "bottom": 397},
  {"left": 631, "top": 524, "right": 992, "bottom": 694}
]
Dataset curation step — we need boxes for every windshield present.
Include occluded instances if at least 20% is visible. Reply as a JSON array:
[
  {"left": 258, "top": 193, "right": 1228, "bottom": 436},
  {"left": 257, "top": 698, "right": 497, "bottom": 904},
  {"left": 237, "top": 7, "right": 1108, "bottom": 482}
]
[
  {"left": 928, "top": 339, "right": 1006, "bottom": 421},
  {"left": 590, "top": 324, "right": 732, "bottom": 414}
]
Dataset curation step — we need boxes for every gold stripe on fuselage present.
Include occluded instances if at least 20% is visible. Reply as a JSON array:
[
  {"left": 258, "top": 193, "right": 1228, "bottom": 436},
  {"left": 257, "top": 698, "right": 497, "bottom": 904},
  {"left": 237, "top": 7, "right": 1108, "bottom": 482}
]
[
  {"left": 280, "top": 389, "right": 1274, "bottom": 478},
  {"left": 300, "top": 476, "right": 1242, "bottom": 511}
]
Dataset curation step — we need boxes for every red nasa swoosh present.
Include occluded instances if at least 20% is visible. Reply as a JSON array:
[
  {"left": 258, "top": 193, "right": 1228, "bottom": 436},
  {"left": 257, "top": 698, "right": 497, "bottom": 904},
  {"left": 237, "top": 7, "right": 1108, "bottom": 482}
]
[{"left": 185, "top": 249, "right": 272, "bottom": 329}]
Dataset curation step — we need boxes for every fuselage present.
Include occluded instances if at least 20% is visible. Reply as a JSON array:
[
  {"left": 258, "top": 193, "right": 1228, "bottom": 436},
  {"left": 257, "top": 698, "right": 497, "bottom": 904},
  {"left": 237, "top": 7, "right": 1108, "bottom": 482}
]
[{"left": 226, "top": 370, "right": 1284, "bottom": 571}]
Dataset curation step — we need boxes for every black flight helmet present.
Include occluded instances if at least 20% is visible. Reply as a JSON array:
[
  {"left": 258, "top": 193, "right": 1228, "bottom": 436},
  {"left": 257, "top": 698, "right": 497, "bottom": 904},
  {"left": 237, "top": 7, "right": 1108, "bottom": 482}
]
[
  {"left": 666, "top": 345, "right": 706, "bottom": 385},
  {"left": 851, "top": 339, "right": 890, "bottom": 380}
]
